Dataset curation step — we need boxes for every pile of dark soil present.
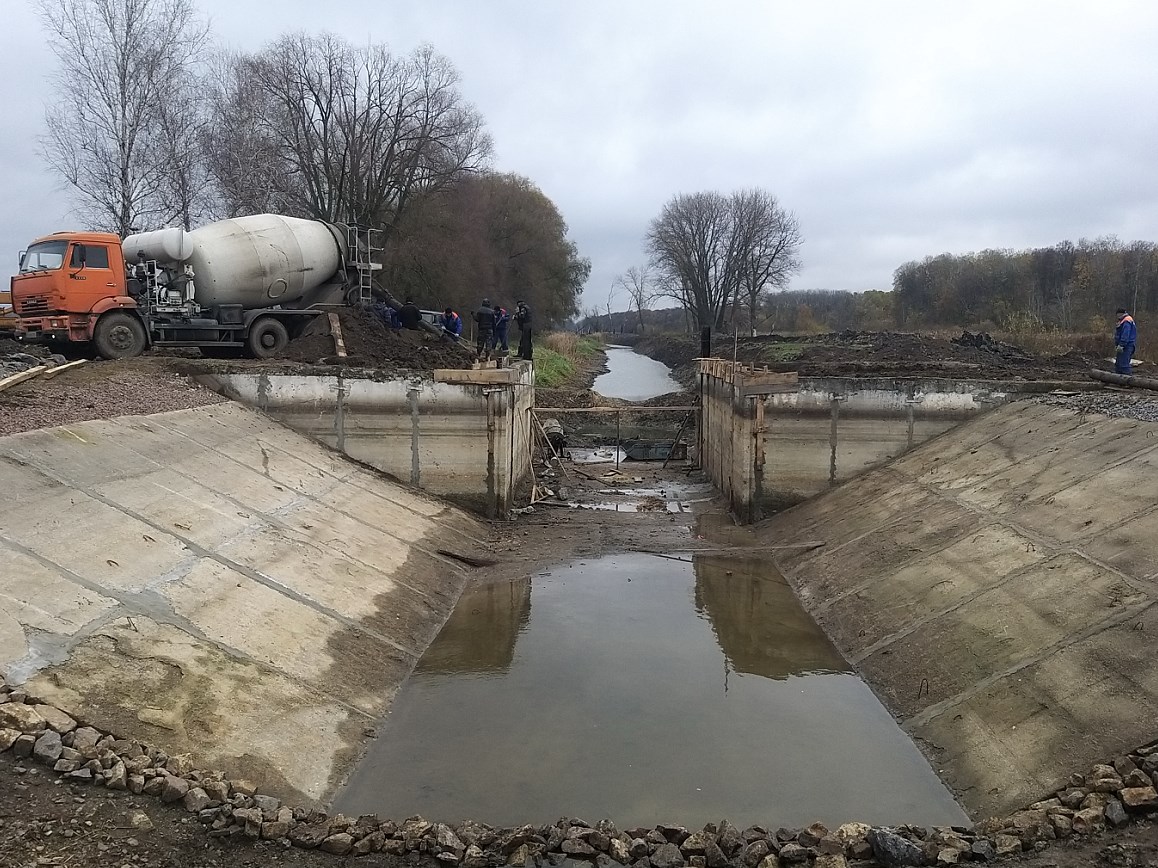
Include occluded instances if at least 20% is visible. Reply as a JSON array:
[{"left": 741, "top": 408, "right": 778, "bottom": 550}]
[
  {"left": 282, "top": 308, "right": 472, "bottom": 371},
  {"left": 0, "top": 338, "right": 49, "bottom": 358},
  {"left": 638, "top": 330, "right": 1100, "bottom": 383}
]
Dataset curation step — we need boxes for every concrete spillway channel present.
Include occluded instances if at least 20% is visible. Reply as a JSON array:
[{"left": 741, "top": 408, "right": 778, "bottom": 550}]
[{"left": 2, "top": 350, "right": 1156, "bottom": 858}]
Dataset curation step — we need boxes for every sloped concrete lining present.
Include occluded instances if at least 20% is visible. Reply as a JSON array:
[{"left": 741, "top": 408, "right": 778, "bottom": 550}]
[
  {"left": 760, "top": 399, "right": 1158, "bottom": 818},
  {"left": 200, "top": 365, "right": 534, "bottom": 518},
  {"left": 0, "top": 402, "right": 485, "bottom": 805}
]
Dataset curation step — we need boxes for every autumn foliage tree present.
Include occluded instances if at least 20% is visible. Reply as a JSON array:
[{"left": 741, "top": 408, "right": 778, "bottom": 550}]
[{"left": 383, "top": 173, "right": 590, "bottom": 327}]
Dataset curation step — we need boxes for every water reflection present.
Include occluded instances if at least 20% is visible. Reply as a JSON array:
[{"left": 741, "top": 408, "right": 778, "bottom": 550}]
[
  {"left": 334, "top": 553, "right": 966, "bottom": 828},
  {"left": 421, "top": 579, "right": 531, "bottom": 674},
  {"left": 693, "top": 555, "right": 848, "bottom": 680}
]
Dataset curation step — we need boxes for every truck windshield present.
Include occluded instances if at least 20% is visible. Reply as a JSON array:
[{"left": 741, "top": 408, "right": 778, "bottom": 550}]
[{"left": 19, "top": 240, "right": 68, "bottom": 273}]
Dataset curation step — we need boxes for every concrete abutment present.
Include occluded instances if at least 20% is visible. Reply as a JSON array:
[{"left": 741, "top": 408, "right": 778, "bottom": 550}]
[
  {"left": 696, "top": 358, "right": 1092, "bottom": 522},
  {"left": 200, "top": 363, "right": 534, "bottom": 519}
]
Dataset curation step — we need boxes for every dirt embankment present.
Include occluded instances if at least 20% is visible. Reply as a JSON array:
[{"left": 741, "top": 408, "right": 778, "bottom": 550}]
[{"left": 637, "top": 330, "right": 1103, "bottom": 384}]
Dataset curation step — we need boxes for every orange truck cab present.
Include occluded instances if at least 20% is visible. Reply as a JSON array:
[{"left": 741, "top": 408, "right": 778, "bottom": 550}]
[{"left": 12, "top": 232, "right": 140, "bottom": 355}]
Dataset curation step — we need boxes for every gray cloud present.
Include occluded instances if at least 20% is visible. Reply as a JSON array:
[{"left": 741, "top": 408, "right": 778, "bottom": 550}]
[{"left": 5, "top": 0, "right": 1158, "bottom": 309}]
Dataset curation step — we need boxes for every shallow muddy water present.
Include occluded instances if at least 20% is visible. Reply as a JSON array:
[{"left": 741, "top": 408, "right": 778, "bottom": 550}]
[
  {"left": 335, "top": 553, "right": 967, "bottom": 828},
  {"left": 593, "top": 345, "right": 683, "bottom": 401}
]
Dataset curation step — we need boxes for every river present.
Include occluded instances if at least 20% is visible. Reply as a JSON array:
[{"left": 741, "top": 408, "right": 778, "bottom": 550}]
[{"left": 593, "top": 344, "right": 683, "bottom": 401}]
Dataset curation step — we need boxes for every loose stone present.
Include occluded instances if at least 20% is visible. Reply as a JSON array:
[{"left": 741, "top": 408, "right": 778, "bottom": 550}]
[
  {"left": 32, "top": 729, "right": 63, "bottom": 764},
  {"left": 610, "top": 838, "right": 631, "bottom": 863},
  {"left": 160, "top": 774, "right": 190, "bottom": 803},
  {"left": 777, "top": 843, "right": 809, "bottom": 863},
  {"left": 651, "top": 842, "right": 686, "bottom": 868},
  {"left": 320, "top": 832, "right": 355, "bottom": 855},
  {"left": 0, "top": 704, "right": 46, "bottom": 734},
  {"left": 183, "top": 787, "right": 212, "bottom": 813},
  {"left": 740, "top": 840, "right": 770, "bottom": 867},
  {"left": 1120, "top": 787, "right": 1158, "bottom": 812},
  {"left": 970, "top": 839, "right": 997, "bottom": 862},
  {"left": 106, "top": 761, "right": 128, "bottom": 791},
  {"left": 70, "top": 727, "right": 101, "bottom": 752},
  {"left": 1071, "top": 807, "right": 1105, "bottom": 834},
  {"left": 866, "top": 828, "right": 923, "bottom": 867},
  {"left": 290, "top": 822, "right": 331, "bottom": 849},
  {"left": 36, "top": 705, "right": 77, "bottom": 734},
  {"left": 993, "top": 835, "right": 1022, "bottom": 856}
]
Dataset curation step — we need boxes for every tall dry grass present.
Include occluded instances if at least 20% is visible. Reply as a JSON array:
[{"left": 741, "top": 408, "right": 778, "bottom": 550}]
[{"left": 542, "top": 331, "right": 580, "bottom": 357}]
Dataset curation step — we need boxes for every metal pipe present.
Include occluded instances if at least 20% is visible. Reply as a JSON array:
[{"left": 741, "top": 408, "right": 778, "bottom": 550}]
[{"left": 616, "top": 410, "right": 621, "bottom": 471}]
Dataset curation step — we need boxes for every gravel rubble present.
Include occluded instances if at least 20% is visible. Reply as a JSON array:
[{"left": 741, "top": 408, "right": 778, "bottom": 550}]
[
  {"left": 1041, "top": 389, "right": 1158, "bottom": 422},
  {"left": 0, "top": 358, "right": 225, "bottom": 436}
]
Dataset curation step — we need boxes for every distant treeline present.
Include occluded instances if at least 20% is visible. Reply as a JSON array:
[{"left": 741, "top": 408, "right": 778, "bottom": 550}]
[
  {"left": 577, "top": 290, "right": 892, "bottom": 334},
  {"left": 583, "top": 237, "right": 1158, "bottom": 336},
  {"left": 893, "top": 238, "right": 1158, "bottom": 332}
]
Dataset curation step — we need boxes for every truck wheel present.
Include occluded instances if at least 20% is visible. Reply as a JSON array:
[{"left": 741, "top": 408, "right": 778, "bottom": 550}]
[
  {"left": 246, "top": 317, "right": 290, "bottom": 358},
  {"left": 93, "top": 312, "right": 147, "bottom": 360}
]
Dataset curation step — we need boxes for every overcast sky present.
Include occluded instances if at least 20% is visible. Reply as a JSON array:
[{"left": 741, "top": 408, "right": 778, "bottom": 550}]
[{"left": 4, "top": 1, "right": 1158, "bottom": 309}]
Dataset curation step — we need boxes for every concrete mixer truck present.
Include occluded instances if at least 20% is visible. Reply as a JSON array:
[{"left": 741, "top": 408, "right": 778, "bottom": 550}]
[{"left": 11, "top": 214, "right": 383, "bottom": 359}]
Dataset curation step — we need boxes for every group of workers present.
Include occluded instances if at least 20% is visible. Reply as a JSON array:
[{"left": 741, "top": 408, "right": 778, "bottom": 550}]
[
  {"left": 376, "top": 295, "right": 533, "bottom": 361},
  {"left": 463, "top": 298, "right": 533, "bottom": 361}
]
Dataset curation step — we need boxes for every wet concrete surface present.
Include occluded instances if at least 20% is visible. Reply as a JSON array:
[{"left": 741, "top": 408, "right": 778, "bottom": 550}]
[
  {"left": 593, "top": 346, "right": 683, "bottom": 401},
  {"left": 335, "top": 552, "right": 967, "bottom": 828}
]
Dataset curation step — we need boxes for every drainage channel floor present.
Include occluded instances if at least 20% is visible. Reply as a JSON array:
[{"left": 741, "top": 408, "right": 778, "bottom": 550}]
[{"left": 335, "top": 552, "right": 967, "bottom": 829}]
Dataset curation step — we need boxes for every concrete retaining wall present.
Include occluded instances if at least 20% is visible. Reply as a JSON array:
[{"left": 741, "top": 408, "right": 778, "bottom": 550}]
[
  {"left": 762, "top": 400, "right": 1158, "bottom": 818},
  {"left": 697, "top": 363, "right": 1075, "bottom": 521},
  {"left": 760, "top": 377, "right": 1011, "bottom": 511},
  {"left": 202, "top": 365, "right": 534, "bottom": 518},
  {"left": 0, "top": 403, "right": 485, "bottom": 806}
]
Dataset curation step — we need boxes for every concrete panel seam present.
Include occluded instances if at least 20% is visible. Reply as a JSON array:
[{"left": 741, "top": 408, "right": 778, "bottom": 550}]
[
  {"left": 1, "top": 459, "right": 428, "bottom": 660},
  {"left": 146, "top": 416, "right": 483, "bottom": 565},
  {"left": 0, "top": 534, "right": 379, "bottom": 721},
  {"left": 147, "top": 410, "right": 456, "bottom": 519},
  {"left": 910, "top": 475, "right": 1158, "bottom": 600},
  {"left": 846, "top": 550, "right": 1098, "bottom": 665},
  {"left": 904, "top": 597, "right": 1156, "bottom": 729}
]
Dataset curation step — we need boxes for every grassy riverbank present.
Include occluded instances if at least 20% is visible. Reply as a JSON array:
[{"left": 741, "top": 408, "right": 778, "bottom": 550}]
[{"left": 535, "top": 333, "right": 603, "bottom": 387}]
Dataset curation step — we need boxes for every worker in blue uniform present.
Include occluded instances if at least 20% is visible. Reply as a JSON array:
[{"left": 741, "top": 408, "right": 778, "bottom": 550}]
[
  {"left": 440, "top": 308, "right": 462, "bottom": 342},
  {"left": 491, "top": 303, "right": 511, "bottom": 354},
  {"left": 1115, "top": 308, "right": 1137, "bottom": 374}
]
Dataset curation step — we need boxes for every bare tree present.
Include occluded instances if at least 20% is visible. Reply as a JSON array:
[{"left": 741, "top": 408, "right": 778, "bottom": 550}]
[
  {"left": 615, "top": 265, "right": 654, "bottom": 333},
  {"left": 201, "top": 52, "right": 290, "bottom": 218},
  {"left": 154, "top": 83, "right": 218, "bottom": 230},
  {"left": 646, "top": 191, "right": 736, "bottom": 330},
  {"left": 731, "top": 189, "right": 802, "bottom": 335},
  {"left": 646, "top": 188, "right": 802, "bottom": 332},
  {"left": 37, "top": 0, "right": 210, "bottom": 235},
  {"left": 211, "top": 34, "right": 493, "bottom": 231}
]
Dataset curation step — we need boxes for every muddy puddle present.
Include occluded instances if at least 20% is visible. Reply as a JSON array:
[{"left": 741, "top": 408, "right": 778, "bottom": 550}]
[
  {"left": 593, "top": 346, "right": 683, "bottom": 401},
  {"left": 334, "top": 553, "right": 966, "bottom": 828}
]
